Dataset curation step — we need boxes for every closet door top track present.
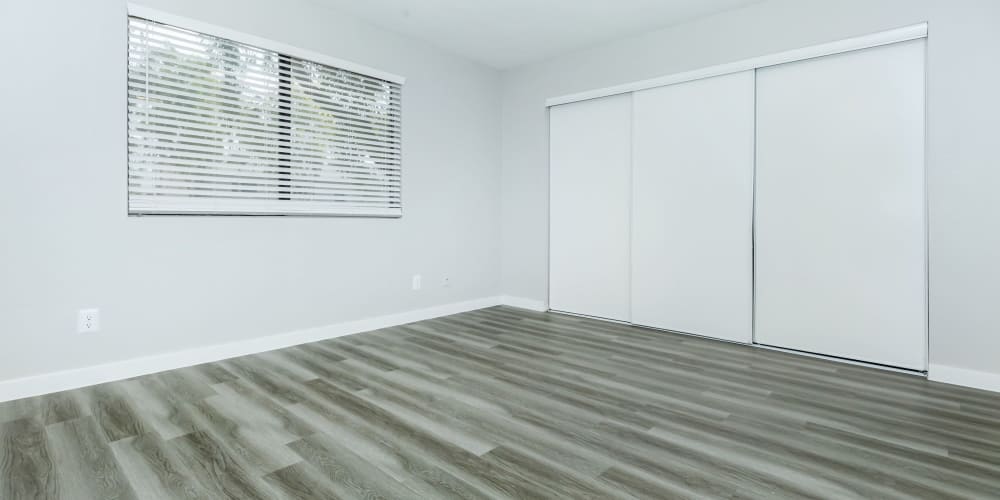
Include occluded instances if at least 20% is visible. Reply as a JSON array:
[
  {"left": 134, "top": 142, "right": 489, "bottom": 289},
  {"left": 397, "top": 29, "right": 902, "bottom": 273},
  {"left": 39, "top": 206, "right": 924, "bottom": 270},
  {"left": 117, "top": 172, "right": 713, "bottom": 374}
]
[{"left": 545, "top": 22, "right": 927, "bottom": 107}]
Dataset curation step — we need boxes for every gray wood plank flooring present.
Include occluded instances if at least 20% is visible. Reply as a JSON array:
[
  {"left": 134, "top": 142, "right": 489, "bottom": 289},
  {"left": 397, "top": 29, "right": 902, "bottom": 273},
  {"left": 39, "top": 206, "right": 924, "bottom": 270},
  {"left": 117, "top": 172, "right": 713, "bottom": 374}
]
[{"left": 1, "top": 306, "right": 998, "bottom": 499}]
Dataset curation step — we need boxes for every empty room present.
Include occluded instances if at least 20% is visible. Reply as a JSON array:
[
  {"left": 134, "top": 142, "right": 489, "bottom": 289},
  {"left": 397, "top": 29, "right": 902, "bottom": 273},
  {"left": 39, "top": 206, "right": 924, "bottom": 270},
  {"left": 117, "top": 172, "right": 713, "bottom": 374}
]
[{"left": 2, "top": 0, "right": 999, "bottom": 498}]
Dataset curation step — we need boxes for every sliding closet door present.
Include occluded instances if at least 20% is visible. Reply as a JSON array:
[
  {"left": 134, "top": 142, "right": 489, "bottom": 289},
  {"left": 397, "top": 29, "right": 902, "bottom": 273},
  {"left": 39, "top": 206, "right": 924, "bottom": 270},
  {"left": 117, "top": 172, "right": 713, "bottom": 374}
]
[
  {"left": 549, "top": 94, "right": 632, "bottom": 321},
  {"left": 631, "top": 71, "right": 755, "bottom": 342},
  {"left": 755, "top": 40, "right": 926, "bottom": 369}
]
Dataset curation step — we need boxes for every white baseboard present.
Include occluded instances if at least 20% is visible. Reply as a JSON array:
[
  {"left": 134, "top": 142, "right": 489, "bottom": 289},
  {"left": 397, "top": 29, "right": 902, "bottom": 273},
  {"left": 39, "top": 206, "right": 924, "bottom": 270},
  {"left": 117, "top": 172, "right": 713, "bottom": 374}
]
[
  {"left": 929, "top": 364, "right": 1000, "bottom": 393},
  {"left": 0, "top": 296, "right": 504, "bottom": 403},
  {"left": 500, "top": 295, "right": 549, "bottom": 312}
]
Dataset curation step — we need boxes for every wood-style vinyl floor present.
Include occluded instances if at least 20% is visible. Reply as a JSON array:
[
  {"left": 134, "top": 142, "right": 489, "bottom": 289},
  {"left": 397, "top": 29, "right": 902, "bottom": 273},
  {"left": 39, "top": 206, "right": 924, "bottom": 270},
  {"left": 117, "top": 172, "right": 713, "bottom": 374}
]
[{"left": 1, "top": 306, "right": 999, "bottom": 499}]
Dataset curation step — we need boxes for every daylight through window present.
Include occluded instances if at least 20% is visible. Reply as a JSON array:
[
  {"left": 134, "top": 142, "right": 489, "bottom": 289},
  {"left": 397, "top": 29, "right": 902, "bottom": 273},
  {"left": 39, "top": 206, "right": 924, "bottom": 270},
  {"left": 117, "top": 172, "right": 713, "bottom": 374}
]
[{"left": 127, "top": 17, "right": 403, "bottom": 216}]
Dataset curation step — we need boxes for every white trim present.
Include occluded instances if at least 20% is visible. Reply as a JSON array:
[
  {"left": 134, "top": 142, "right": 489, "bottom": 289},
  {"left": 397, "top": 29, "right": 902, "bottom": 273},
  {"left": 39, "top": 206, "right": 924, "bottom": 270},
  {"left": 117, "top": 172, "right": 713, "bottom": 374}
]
[
  {"left": 501, "top": 295, "right": 549, "bottom": 312},
  {"left": 546, "top": 23, "right": 927, "bottom": 107},
  {"left": 929, "top": 364, "right": 1000, "bottom": 393},
  {"left": 0, "top": 296, "right": 500, "bottom": 403},
  {"left": 127, "top": 3, "right": 406, "bottom": 84}
]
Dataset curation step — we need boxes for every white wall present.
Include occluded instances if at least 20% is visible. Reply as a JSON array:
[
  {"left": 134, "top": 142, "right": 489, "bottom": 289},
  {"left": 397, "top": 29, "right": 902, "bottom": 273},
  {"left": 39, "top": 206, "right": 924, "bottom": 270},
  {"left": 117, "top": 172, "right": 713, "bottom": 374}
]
[
  {"left": 0, "top": 0, "right": 502, "bottom": 382},
  {"left": 500, "top": 0, "right": 1000, "bottom": 379},
  {"left": 2, "top": 0, "right": 997, "bottom": 390}
]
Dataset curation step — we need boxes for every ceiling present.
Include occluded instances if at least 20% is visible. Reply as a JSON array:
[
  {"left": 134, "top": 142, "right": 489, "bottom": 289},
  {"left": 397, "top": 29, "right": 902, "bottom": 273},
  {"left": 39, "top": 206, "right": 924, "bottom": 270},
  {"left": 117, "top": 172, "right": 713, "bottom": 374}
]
[{"left": 310, "top": 0, "right": 763, "bottom": 69}]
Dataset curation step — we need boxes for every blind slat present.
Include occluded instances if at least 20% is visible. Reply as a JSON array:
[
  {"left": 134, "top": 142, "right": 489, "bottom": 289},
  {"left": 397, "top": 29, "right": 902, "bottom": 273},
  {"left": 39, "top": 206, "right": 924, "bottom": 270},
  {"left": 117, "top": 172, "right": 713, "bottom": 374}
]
[
  {"left": 128, "top": 179, "right": 400, "bottom": 201},
  {"left": 129, "top": 171, "right": 400, "bottom": 194},
  {"left": 127, "top": 155, "right": 399, "bottom": 180},
  {"left": 127, "top": 116, "right": 401, "bottom": 156},
  {"left": 129, "top": 142, "right": 399, "bottom": 168},
  {"left": 128, "top": 48, "right": 402, "bottom": 108},
  {"left": 127, "top": 129, "right": 402, "bottom": 161},
  {"left": 127, "top": 162, "right": 399, "bottom": 187},
  {"left": 128, "top": 185, "right": 399, "bottom": 203},
  {"left": 127, "top": 68, "right": 402, "bottom": 120},
  {"left": 128, "top": 23, "right": 399, "bottom": 92},
  {"left": 127, "top": 101, "right": 401, "bottom": 148},
  {"left": 128, "top": 84, "right": 401, "bottom": 136}
]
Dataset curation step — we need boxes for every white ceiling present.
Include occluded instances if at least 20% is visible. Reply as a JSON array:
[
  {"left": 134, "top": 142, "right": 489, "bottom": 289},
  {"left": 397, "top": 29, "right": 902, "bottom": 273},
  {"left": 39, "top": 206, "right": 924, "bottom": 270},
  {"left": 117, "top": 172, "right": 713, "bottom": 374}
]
[{"left": 310, "top": 0, "right": 763, "bottom": 69}]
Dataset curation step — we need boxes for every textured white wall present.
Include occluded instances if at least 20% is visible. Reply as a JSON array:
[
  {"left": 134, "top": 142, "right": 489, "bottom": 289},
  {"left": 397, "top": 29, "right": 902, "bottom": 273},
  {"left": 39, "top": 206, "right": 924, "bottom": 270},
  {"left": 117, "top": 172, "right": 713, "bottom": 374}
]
[
  {"left": 499, "top": 0, "right": 1000, "bottom": 376},
  {"left": 0, "top": 0, "right": 502, "bottom": 381}
]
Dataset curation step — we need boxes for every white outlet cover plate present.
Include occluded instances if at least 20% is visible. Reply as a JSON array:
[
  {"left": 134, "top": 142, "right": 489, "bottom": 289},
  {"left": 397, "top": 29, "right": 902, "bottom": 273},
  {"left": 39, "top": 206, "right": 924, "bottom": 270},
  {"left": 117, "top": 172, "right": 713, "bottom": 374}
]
[{"left": 78, "top": 308, "right": 100, "bottom": 333}]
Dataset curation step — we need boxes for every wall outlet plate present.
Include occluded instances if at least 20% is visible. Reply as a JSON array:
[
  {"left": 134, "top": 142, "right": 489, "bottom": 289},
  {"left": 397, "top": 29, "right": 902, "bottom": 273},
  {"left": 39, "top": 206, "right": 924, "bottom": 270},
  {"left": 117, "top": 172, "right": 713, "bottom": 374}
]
[
  {"left": 412, "top": 275, "right": 422, "bottom": 290},
  {"left": 78, "top": 309, "right": 100, "bottom": 333}
]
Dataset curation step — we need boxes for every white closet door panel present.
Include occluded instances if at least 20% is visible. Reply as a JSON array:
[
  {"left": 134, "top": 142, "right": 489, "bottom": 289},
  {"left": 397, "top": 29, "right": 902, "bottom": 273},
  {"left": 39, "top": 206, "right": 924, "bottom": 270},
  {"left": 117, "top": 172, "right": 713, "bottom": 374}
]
[
  {"left": 631, "top": 71, "right": 755, "bottom": 343},
  {"left": 755, "top": 40, "right": 926, "bottom": 370},
  {"left": 549, "top": 94, "right": 632, "bottom": 321}
]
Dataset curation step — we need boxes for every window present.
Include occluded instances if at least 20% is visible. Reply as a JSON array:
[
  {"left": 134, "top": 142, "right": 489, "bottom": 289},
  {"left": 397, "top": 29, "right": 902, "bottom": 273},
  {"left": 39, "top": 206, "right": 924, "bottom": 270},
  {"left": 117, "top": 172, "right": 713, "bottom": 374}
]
[{"left": 127, "top": 15, "right": 403, "bottom": 216}]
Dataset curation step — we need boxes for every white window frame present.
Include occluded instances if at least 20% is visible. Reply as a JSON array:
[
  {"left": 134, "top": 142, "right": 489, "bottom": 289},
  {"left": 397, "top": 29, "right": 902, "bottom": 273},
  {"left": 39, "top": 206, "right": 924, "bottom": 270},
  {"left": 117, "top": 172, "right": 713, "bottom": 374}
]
[{"left": 127, "top": 4, "right": 406, "bottom": 217}]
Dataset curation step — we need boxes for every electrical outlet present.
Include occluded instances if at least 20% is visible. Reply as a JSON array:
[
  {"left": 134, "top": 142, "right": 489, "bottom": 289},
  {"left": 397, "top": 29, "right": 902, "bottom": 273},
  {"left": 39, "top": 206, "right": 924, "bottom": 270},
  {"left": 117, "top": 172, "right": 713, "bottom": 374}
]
[
  {"left": 442, "top": 276, "right": 451, "bottom": 287},
  {"left": 78, "top": 309, "right": 100, "bottom": 333},
  {"left": 412, "top": 274, "right": 422, "bottom": 290}
]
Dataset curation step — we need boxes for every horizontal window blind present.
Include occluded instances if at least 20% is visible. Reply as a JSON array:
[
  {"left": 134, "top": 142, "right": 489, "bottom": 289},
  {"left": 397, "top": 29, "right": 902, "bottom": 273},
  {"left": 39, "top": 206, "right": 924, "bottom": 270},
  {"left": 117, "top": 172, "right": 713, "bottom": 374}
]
[{"left": 127, "top": 16, "right": 403, "bottom": 216}]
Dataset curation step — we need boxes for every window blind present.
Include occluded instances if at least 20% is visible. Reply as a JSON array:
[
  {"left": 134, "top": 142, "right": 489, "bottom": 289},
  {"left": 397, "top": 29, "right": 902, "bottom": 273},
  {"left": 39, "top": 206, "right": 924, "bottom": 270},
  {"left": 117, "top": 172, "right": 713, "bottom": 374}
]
[{"left": 127, "top": 16, "right": 403, "bottom": 216}]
